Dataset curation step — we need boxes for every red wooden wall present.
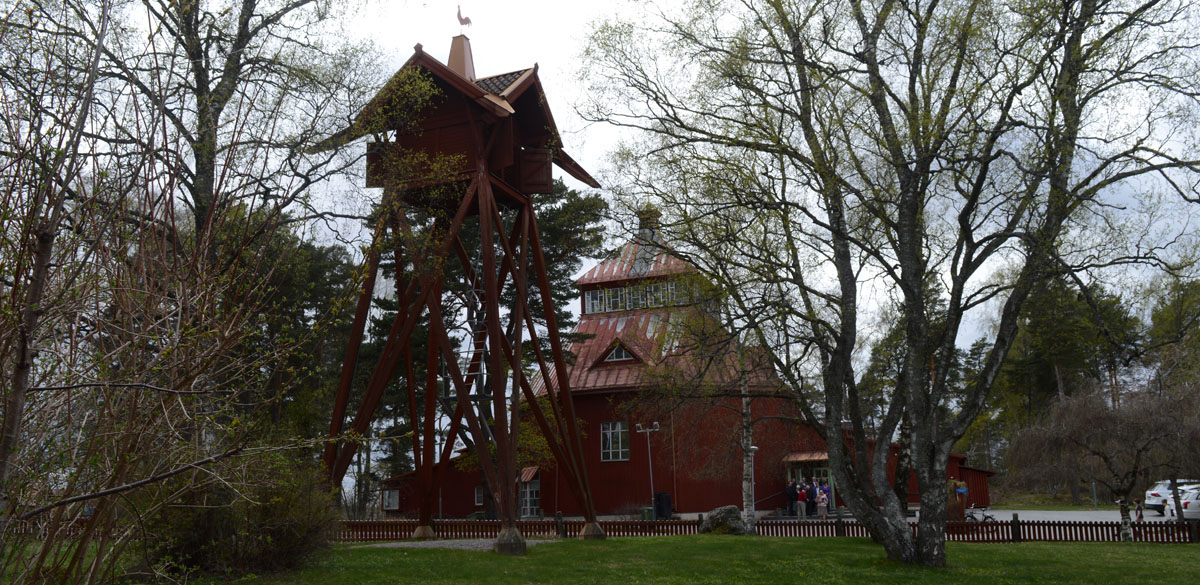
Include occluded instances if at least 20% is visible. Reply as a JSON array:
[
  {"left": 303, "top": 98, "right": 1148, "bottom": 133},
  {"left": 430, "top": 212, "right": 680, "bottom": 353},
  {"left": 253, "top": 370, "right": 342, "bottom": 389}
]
[{"left": 382, "top": 389, "right": 991, "bottom": 518}]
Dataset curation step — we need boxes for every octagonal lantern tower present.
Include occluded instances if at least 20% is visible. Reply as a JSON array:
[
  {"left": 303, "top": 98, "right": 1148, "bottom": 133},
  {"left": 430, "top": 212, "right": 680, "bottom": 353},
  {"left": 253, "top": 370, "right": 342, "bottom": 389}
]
[{"left": 321, "top": 36, "right": 605, "bottom": 552}]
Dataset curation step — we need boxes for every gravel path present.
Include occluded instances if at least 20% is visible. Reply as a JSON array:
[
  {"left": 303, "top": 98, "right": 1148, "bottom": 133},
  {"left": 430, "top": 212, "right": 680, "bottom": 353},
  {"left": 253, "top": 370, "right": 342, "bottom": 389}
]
[{"left": 356, "top": 539, "right": 563, "bottom": 551}]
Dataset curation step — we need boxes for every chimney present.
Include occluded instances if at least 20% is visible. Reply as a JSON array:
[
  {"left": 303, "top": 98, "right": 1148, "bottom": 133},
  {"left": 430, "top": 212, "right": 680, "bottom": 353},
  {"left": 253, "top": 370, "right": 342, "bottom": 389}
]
[
  {"left": 448, "top": 35, "right": 476, "bottom": 81},
  {"left": 637, "top": 207, "right": 662, "bottom": 235},
  {"left": 631, "top": 207, "right": 663, "bottom": 276}
]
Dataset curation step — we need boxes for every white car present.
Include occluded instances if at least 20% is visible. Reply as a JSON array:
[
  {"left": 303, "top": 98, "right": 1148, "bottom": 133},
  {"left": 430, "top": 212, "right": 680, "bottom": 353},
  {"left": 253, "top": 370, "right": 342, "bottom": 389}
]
[
  {"left": 1144, "top": 479, "right": 1200, "bottom": 515},
  {"left": 1166, "top": 488, "right": 1200, "bottom": 520}
]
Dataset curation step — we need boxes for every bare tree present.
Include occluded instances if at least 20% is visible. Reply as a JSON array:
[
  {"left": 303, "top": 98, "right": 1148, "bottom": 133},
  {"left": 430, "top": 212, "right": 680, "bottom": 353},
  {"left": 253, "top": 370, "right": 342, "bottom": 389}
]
[
  {"left": 1009, "top": 392, "right": 1198, "bottom": 541},
  {"left": 95, "top": 0, "right": 379, "bottom": 233},
  {"left": 1, "top": 0, "right": 118, "bottom": 520},
  {"left": 1, "top": 0, "right": 376, "bottom": 581}
]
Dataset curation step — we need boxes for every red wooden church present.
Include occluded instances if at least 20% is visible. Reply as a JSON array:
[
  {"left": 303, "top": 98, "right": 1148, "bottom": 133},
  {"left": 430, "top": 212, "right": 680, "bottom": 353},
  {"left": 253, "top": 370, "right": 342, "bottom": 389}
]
[{"left": 382, "top": 214, "right": 994, "bottom": 519}]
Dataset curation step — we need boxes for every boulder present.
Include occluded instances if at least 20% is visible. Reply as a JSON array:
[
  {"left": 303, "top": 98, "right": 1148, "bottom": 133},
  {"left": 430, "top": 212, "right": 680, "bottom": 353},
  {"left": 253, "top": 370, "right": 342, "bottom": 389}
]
[{"left": 699, "top": 505, "right": 751, "bottom": 535}]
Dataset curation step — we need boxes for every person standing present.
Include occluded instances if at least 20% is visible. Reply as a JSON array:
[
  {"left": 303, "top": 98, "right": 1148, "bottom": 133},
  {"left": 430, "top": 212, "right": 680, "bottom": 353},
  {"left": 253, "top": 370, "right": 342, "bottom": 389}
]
[
  {"left": 805, "top": 480, "right": 818, "bottom": 517},
  {"left": 796, "top": 482, "right": 808, "bottom": 519},
  {"left": 817, "top": 490, "right": 829, "bottom": 521},
  {"left": 785, "top": 480, "right": 798, "bottom": 517}
]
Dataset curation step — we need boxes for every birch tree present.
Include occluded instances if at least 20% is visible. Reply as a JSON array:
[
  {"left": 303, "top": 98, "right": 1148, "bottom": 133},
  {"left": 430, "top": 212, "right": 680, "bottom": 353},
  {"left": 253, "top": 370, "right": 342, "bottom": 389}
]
[{"left": 584, "top": 0, "right": 1200, "bottom": 565}]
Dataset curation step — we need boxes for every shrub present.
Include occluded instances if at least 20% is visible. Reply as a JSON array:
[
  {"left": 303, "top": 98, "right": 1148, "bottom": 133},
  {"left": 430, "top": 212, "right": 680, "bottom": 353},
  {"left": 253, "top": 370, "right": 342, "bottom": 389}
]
[{"left": 147, "top": 455, "right": 335, "bottom": 575}]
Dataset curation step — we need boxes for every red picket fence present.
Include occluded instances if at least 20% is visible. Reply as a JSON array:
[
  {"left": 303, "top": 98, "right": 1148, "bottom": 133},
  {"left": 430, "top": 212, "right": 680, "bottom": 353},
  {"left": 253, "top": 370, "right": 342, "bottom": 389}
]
[
  {"left": 335, "top": 517, "right": 1198, "bottom": 544},
  {"left": 1130, "top": 521, "right": 1195, "bottom": 543},
  {"left": 945, "top": 520, "right": 1014, "bottom": 542},
  {"left": 584, "top": 520, "right": 699, "bottom": 537},
  {"left": 1016, "top": 519, "right": 1193, "bottom": 544},
  {"left": 335, "top": 520, "right": 418, "bottom": 541},
  {"left": 757, "top": 520, "right": 870, "bottom": 538},
  {"left": 942, "top": 519, "right": 1195, "bottom": 543},
  {"left": 334, "top": 518, "right": 701, "bottom": 541}
]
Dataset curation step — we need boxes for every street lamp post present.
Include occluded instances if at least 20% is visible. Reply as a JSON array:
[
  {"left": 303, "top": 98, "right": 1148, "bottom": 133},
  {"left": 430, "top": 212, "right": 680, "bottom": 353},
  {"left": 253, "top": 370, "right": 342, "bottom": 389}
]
[
  {"left": 749, "top": 445, "right": 758, "bottom": 500},
  {"left": 748, "top": 445, "right": 758, "bottom": 530},
  {"left": 636, "top": 422, "right": 660, "bottom": 516}
]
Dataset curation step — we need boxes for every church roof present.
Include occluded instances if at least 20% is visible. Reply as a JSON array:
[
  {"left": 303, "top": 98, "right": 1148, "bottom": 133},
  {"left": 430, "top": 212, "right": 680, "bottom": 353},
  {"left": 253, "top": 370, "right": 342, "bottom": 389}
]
[
  {"left": 575, "top": 238, "right": 692, "bottom": 286},
  {"left": 531, "top": 305, "right": 777, "bottom": 396},
  {"left": 531, "top": 309, "right": 673, "bottom": 396}
]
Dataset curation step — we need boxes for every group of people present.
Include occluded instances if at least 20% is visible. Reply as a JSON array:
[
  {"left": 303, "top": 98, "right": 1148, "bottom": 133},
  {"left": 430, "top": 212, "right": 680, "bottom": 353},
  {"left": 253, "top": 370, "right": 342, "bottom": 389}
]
[{"left": 784, "top": 478, "right": 831, "bottom": 520}]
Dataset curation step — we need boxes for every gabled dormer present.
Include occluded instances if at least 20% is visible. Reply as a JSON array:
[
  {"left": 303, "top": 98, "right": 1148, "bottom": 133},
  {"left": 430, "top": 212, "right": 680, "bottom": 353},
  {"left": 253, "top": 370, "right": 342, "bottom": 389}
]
[{"left": 596, "top": 341, "right": 640, "bottom": 366}]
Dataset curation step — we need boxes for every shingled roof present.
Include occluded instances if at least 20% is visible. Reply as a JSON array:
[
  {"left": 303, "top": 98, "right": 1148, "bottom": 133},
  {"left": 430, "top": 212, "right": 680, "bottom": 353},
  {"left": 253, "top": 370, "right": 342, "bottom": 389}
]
[{"left": 475, "top": 69, "right": 529, "bottom": 95}]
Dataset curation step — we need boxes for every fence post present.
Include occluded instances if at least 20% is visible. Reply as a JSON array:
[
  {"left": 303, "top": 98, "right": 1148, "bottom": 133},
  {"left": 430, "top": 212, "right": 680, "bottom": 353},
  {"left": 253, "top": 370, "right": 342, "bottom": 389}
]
[
  {"left": 1011, "top": 513, "right": 1022, "bottom": 543},
  {"left": 555, "top": 511, "right": 565, "bottom": 538},
  {"left": 835, "top": 514, "right": 845, "bottom": 537}
]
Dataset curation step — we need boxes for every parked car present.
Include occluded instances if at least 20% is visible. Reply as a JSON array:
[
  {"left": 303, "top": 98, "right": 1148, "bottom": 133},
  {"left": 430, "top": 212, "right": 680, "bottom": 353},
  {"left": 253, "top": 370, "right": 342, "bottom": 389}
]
[
  {"left": 1144, "top": 479, "right": 1200, "bottom": 515},
  {"left": 1176, "top": 489, "right": 1200, "bottom": 520}
]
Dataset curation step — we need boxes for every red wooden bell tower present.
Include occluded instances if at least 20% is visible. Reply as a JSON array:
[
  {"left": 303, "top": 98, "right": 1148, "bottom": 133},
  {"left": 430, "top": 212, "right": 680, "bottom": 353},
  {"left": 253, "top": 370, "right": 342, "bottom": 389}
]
[{"left": 321, "top": 36, "right": 605, "bottom": 553}]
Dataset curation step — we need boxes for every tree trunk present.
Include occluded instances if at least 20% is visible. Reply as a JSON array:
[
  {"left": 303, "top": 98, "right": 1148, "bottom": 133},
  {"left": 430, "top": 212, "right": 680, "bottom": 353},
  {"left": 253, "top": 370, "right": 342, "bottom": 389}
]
[
  {"left": 353, "top": 446, "right": 364, "bottom": 518},
  {"left": 984, "top": 422, "right": 993, "bottom": 470},
  {"left": 865, "top": 503, "right": 918, "bottom": 563},
  {"left": 915, "top": 472, "right": 948, "bottom": 565},
  {"left": 0, "top": 227, "right": 53, "bottom": 516},
  {"left": 892, "top": 416, "right": 912, "bottom": 507},
  {"left": 1118, "top": 499, "right": 1133, "bottom": 542},
  {"left": 825, "top": 428, "right": 918, "bottom": 563},
  {"left": 1109, "top": 368, "right": 1120, "bottom": 409},
  {"left": 740, "top": 378, "right": 756, "bottom": 534},
  {"left": 913, "top": 449, "right": 950, "bottom": 567},
  {"left": 1169, "top": 478, "right": 1184, "bottom": 522},
  {"left": 364, "top": 433, "right": 373, "bottom": 518}
]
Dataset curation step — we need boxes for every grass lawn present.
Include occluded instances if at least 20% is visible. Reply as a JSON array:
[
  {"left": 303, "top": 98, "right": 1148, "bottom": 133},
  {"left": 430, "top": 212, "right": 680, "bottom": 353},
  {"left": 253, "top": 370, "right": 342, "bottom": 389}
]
[{"left": 215, "top": 535, "right": 1196, "bottom": 585}]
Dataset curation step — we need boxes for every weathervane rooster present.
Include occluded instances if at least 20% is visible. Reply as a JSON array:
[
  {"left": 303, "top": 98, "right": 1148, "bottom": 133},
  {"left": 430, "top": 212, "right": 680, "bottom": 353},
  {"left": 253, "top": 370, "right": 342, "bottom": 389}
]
[{"left": 457, "top": 5, "right": 472, "bottom": 27}]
